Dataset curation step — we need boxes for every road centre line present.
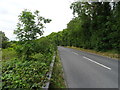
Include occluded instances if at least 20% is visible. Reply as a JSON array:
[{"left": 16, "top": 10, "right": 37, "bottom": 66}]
[
  {"left": 83, "top": 56, "right": 111, "bottom": 70},
  {"left": 72, "top": 52, "right": 79, "bottom": 55}
]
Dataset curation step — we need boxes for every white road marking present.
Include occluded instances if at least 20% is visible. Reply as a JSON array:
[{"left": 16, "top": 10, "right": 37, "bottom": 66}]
[
  {"left": 83, "top": 56, "right": 111, "bottom": 70},
  {"left": 72, "top": 52, "right": 79, "bottom": 55}
]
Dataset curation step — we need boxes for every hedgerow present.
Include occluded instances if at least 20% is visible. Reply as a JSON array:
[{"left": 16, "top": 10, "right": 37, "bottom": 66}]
[{"left": 2, "top": 37, "right": 55, "bottom": 89}]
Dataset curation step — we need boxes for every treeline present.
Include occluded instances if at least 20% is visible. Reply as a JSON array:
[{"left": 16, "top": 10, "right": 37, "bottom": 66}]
[{"left": 47, "top": 2, "right": 120, "bottom": 53}]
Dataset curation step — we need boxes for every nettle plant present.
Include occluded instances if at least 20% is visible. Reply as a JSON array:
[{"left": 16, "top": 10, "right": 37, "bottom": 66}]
[{"left": 14, "top": 9, "right": 51, "bottom": 60}]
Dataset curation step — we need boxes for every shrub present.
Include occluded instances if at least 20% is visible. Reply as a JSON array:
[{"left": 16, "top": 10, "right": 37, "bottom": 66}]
[{"left": 2, "top": 48, "right": 17, "bottom": 61}]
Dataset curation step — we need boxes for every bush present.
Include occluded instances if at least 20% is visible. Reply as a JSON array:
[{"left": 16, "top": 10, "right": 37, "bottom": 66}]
[
  {"left": 34, "top": 37, "right": 55, "bottom": 54},
  {"left": 2, "top": 48, "right": 17, "bottom": 61},
  {"left": 31, "top": 53, "right": 44, "bottom": 61},
  {"left": 14, "top": 37, "right": 55, "bottom": 60}
]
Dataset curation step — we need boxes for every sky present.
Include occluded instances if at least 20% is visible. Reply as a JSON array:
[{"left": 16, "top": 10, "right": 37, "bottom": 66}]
[{"left": 0, "top": 0, "right": 76, "bottom": 40}]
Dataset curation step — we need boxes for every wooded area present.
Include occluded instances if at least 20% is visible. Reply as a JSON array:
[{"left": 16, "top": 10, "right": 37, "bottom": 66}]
[{"left": 47, "top": 2, "right": 120, "bottom": 53}]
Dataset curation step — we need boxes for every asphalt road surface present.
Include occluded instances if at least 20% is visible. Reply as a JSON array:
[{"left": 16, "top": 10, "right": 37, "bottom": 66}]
[{"left": 58, "top": 46, "right": 118, "bottom": 88}]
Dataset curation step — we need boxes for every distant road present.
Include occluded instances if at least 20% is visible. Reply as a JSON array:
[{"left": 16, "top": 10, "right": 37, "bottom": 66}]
[{"left": 58, "top": 46, "right": 118, "bottom": 88}]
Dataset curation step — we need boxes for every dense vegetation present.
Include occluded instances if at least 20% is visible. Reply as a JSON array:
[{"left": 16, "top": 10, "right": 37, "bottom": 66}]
[
  {"left": 2, "top": 38, "right": 55, "bottom": 89},
  {"left": 2, "top": 10, "right": 56, "bottom": 89},
  {"left": 0, "top": 31, "right": 9, "bottom": 49},
  {"left": 48, "top": 2, "right": 120, "bottom": 53}
]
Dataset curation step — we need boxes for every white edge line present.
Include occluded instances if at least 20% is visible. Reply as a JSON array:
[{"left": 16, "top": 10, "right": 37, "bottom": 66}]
[{"left": 83, "top": 56, "right": 111, "bottom": 70}]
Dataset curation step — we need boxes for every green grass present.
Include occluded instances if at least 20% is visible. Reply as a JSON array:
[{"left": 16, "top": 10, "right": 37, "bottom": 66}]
[
  {"left": 66, "top": 46, "right": 119, "bottom": 60},
  {"left": 49, "top": 51, "right": 66, "bottom": 89}
]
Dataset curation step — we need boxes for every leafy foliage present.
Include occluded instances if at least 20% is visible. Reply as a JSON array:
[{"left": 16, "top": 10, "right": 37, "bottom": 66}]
[
  {"left": 2, "top": 58, "right": 49, "bottom": 89},
  {"left": 2, "top": 48, "right": 16, "bottom": 61},
  {"left": 0, "top": 31, "right": 9, "bottom": 49},
  {"left": 14, "top": 9, "right": 51, "bottom": 41},
  {"left": 48, "top": 2, "right": 120, "bottom": 53},
  {"left": 14, "top": 9, "right": 52, "bottom": 60},
  {"left": 34, "top": 37, "right": 55, "bottom": 54},
  {"left": 2, "top": 37, "right": 55, "bottom": 89}
]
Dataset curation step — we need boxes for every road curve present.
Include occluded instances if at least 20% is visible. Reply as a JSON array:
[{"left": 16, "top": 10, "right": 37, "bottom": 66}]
[{"left": 58, "top": 46, "right": 118, "bottom": 88}]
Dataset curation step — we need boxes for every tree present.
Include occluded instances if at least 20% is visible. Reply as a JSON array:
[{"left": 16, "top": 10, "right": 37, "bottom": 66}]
[
  {"left": 70, "top": 2, "right": 92, "bottom": 48},
  {"left": 111, "top": 2, "right": 120, "bottom": 53},
  {"left": 14, "top": 9, "right": 52, "bottom": 60},
  {"left": 14, "top": 9, "right": 51, "bottom": 41},
  {"left": 0, "top": 31, "right": 9, "bottom": 48}
]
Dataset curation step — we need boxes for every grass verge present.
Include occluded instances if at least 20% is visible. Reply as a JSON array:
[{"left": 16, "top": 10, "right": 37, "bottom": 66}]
[
  {"left": 49, "top": 50, "right": 66, "bottom": 89},
  {"left": 66, "top": 46, "right": 119, "bottom": 60}
]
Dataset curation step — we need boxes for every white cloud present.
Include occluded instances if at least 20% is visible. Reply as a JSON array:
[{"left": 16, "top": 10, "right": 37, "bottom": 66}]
[{"left": 0, "top": 0, "right": 74, "bottom": 40}]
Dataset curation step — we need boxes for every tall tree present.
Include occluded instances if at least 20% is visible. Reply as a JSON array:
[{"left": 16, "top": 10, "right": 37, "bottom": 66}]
[
  {"left": 90, "top": 2, "right": 112, "bottom": 51},
  {"left": 70, "top": 2, "right": 92, "bottom": 48},
  {"left": 14, "top": 9, "right": 51, "bottom": 41},
  {"left": 14, "top": 9, "right": 52, "bottom": 60},
  {"left": 111, "top": 2, "right": 120, "bottom": 53}
]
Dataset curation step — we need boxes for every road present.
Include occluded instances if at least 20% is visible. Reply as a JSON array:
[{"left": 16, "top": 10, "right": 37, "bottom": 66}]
[{"left": 58, "top": 46, "right": 118, "bottom": 88}]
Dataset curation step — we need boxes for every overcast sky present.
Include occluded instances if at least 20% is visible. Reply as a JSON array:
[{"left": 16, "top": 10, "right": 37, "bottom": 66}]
[{"left": 0, "top": 0, "right": 76, "bottom": 40}]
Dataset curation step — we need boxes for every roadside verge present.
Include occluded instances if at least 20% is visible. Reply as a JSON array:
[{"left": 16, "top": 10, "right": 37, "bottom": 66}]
[{"left": 49, "top": 50, "right": 67, "bottom": 89}]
